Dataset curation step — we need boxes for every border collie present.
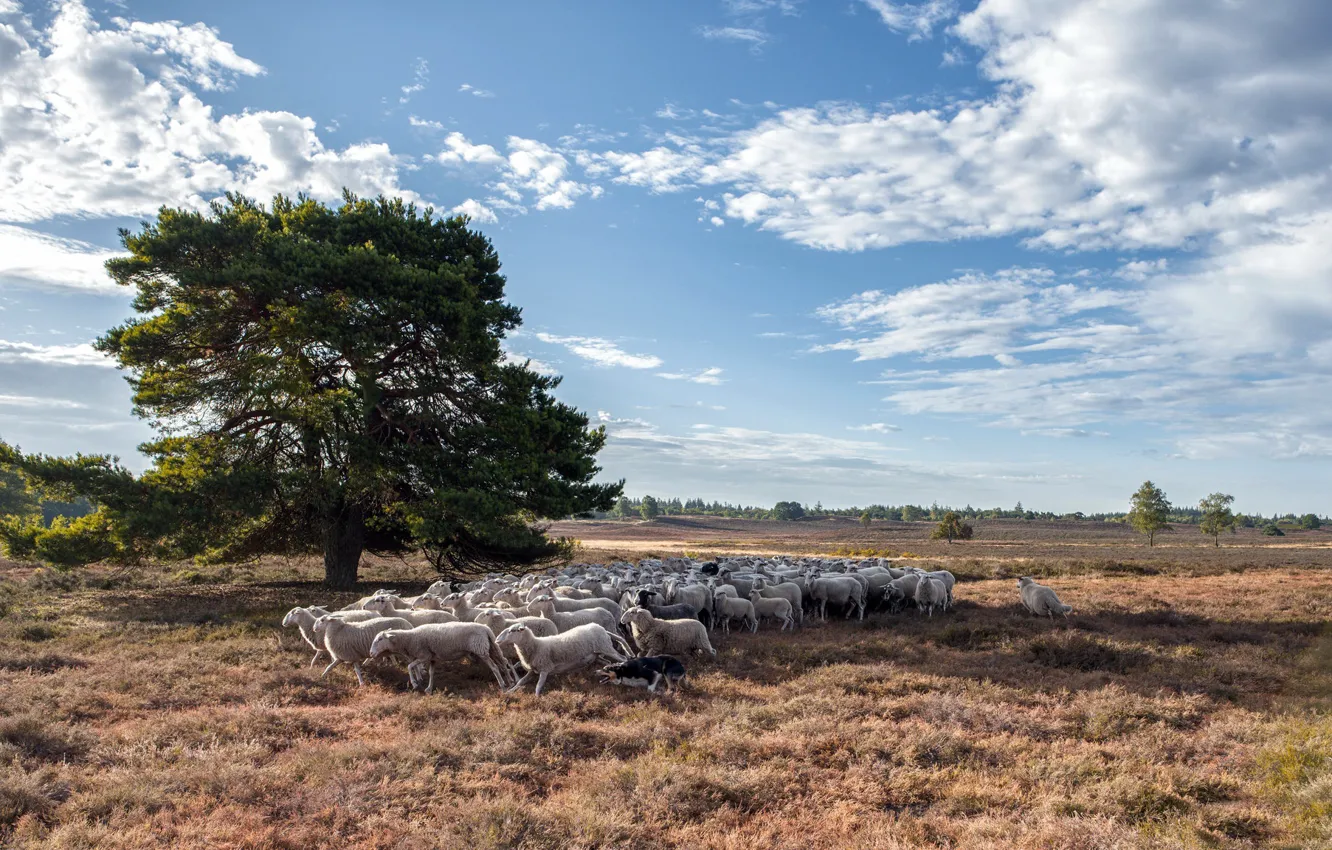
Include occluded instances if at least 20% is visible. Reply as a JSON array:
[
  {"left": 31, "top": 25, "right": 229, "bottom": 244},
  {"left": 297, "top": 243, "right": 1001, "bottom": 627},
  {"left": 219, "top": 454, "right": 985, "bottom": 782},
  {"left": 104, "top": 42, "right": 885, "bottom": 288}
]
[{"left": 598, "top": 655, "right": 687, "bottom": 693}]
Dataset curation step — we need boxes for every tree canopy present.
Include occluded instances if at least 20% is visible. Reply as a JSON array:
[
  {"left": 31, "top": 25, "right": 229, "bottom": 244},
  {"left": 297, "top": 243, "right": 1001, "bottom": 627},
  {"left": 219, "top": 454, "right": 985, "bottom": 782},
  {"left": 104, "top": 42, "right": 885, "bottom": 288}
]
[
  {"left": 930, "top": 511, "right": 973, "bottom": 543},
  {"left": 1198, "top": 493, "right": 1236, "bottom": 547},
  {"left": 1128, "top": 480, "right": 1171, "bottom": 546},
  {"left": 771, "top": 501, "right": 805, "bottom": 521},
  {"left": 13, "top": 192, "right": 620, "bottom": 587}
]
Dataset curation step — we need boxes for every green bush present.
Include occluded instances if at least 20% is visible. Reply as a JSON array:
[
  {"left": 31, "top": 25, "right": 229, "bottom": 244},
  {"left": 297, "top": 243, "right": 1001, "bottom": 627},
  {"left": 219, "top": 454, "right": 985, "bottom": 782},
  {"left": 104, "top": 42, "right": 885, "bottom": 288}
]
[
  {"left": 1263, "top": 524, "right": 1285, "bottom": 537},
  {"left": 0, "top": 516, "right": 42, "bottom": 560},
  {"left": 31, "top": 510, "right": 119, "bottom": 569}
]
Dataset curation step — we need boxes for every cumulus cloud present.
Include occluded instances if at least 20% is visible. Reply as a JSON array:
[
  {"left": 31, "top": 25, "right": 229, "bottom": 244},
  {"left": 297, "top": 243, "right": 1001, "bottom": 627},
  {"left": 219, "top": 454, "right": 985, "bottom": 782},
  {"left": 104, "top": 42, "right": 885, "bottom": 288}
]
[
  {"left": 430, "top": 133, "right": 602, "bottom": 212},
  {"left": 0, "top": 1, "right": 415, "bottom": 224},
  {"left": 535, "top": 334, "right": 664, "bottom": 369}
]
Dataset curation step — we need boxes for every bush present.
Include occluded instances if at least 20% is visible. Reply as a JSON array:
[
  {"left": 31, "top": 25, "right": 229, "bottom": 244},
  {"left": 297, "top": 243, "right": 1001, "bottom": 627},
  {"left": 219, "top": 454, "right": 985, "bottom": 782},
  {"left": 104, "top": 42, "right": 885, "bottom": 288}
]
[
  {"left": 1302, "top": 514, "right": 1322, "bottom": 530},
  {"left": 1263, "top": 524, "right": 1285, "bottom": 537},
  {"left": 0, "top": 516, "right": 42, "bottom": 559},
  {"left": 31, "top": 510, "right": 119, "bottom": 569}
]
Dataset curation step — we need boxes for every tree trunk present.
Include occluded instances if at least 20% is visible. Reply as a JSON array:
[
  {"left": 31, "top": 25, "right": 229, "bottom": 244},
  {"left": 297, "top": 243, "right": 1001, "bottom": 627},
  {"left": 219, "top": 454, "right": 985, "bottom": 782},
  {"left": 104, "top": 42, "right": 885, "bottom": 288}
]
[{"left": 323, "top": 502, "right": 365, "bottom": 590}]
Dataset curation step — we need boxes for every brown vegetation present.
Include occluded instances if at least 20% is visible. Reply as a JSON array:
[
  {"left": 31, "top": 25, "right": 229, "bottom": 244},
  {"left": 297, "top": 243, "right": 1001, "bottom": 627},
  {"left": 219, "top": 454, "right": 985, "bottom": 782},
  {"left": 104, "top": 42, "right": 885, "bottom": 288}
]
[{"left": 0, "top": 518, "right": 1329, "bottom": 848}]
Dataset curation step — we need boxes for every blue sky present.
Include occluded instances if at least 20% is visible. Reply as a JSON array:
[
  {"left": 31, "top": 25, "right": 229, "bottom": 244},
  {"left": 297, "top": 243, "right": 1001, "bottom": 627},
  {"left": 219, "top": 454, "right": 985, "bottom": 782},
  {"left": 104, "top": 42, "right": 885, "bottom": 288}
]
[{"left": 1, "top": 0, "right": 1330, "bottom": 514}]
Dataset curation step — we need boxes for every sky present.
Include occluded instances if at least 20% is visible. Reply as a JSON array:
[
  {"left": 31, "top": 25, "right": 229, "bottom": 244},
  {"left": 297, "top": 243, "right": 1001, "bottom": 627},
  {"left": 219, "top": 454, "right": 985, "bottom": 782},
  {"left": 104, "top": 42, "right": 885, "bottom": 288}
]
[{"left": 1, "top": 0, "right": 1330, "bottom": 515}]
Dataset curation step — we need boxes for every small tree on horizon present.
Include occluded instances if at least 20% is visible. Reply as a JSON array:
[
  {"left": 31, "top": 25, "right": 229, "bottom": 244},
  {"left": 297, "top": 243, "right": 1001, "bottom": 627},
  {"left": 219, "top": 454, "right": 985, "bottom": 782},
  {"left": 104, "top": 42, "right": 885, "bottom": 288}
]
[
  {"left": 930, "top": 511, "right": 973, "bottom": 544},
  {"left": 1128, "top": 481, "right": 1171, "bottom": 547},
  {"left": 640, "top": 495, "right": 660, "bottom": 521},
  {"left": 771, "top": 501, "right": 805, "bottom": 521},
  {"left": 1301, "top": 513, "right": 1322, "bottom": 530},
  {"left": 859, "top": 511, "right": 872, "bottom": 529},
  {"left": 1199, "top": 493, "right": 1237, "bottom": 547}
]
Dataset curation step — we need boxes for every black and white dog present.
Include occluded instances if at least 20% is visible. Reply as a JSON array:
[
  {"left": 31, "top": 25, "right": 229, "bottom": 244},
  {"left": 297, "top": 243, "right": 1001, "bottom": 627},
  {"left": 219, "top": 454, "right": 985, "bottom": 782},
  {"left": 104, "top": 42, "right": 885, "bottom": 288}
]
[{"left": 599, "top": 655, "right": 687, "bottom": 694}]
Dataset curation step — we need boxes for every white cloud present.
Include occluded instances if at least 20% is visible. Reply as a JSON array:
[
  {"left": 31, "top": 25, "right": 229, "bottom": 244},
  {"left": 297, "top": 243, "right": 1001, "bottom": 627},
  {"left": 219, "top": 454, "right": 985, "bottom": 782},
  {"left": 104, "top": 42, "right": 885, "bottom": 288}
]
[
  {"left": 535, "top": 334, "right": 664, "bottom": 369},
  {"left": 450, "top": 198, "right": 497, "bottom": 223},
  {"left": 860, "top": 0, "right": 958, "bottom": 40},
  {"left": 700, "top": 26, "right": 768, "bottom": 47},
  {"left": 501, "top": 348, "right": 558, "bottom": 376},
  {"left": 657, "top": 367, "right": 726, "bottom": 385},
  {"left": 0, "top": 393, "right": 87, "bottom": 409},
  {"left": 814, "top": 268, "right": 1135, "bottom": 362},
  {"left": 0, "top": 1, "right": 416, "bottom": 223},
  {"left": 0, "top": 226, "right": 122, "bottom": 293},
  {"left": 399, "top": 57, "right": 427, "bottom": 103},
  {"left": 458, "top": 83, "right": 496, "bottom": 98},
  {"left": 0, "top": 340, "right": 115, "bottom": 368},
  {"left": 431, "top": 133, "right": 602, "bottom": 212},
  {"left": 408, "top": 115, "right": 445, "bottom": 131},
  {"left": 847, "top": 423, "right": 901, "bottom": 433}
]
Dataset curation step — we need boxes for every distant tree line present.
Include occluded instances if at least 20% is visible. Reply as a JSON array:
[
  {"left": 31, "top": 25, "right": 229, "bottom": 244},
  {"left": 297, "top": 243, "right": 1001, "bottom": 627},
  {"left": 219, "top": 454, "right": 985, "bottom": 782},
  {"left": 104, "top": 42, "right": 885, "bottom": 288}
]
[{"left": 600, "top": 493, "right": 1326, "bottom": 534}]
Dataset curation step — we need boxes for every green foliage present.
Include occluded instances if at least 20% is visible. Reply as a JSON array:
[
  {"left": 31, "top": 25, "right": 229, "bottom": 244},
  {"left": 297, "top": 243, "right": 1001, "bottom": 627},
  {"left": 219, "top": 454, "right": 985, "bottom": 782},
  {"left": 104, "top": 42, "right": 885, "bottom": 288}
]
[
  {"left": 901, "top": 505, "right": 925, "bottom": 522},
  {"left": 640, "top": 496, "right": 660, "bottom": 521},
  {"left": 1263, "top": 523, "right": 1285, "bottom": 537},
  {"left": 771, "top": 501, "right": 805, "bottom": 521},
  {"left": 32, "top": 510, "right": 119, "bottom": 569},
  {"left": 1128, "top": 481, "right": 1171, "bottom": 546},
  {"left": 1198, "top": 493, "right": 1236, "bottom": 547},
  {"left": 929, "top": 511, "right": 973, "bottom": 543},
  {"left": 0, "top": 469, "right": 39, "bottom": 519},
  {"left": 859, "top": 511, "right": 872, "bottom": 529},
  {"left": 1302, "top": 514, "right": 1322, "bottom": 530},
  {"left": 13, "top": 193, "right": 619, "bottom": 586},
  {"left": 0, "top": 515, "right": 42, "bottom": 559}
]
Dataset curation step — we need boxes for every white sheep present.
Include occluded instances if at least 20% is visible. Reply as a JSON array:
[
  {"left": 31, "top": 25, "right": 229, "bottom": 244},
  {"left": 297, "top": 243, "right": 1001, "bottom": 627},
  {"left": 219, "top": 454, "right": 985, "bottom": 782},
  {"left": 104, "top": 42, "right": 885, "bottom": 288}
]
[
  {"left": 1017, "top": 577, "right": 1073, "bottom": 619},
  {"left": 913, "top": 576, "right": 948, "bottom": 617},
  {"left": 713, "top": 592, "right": 758, "bottom": 634},
  {"left": 806, "top": 573, "right": 867, "bottom": 621},
  {"left": 368, "top": 623, "right": 512, "bottom": 693},
  {"left": 621, "top": 607, "right": 716, "bottom": 657},
  {"left": 747, "top": 589, "right": 795, "bottom": 631},
  {"left": 312, "top": 615, "right": 413, "bottom": 686},
  {"left": 753, "top": 580, "right": 803, "bottom": 625},
  {"left": 281, "top": 607, "right": 380, "bottom": 667},
  {"left": 528, "top": 595, "right": 620, "bottom": 634},
  {"left": 361, "top": 594, "right": 460, "bottom": 625},
  {"left": 495, "top": 623, "right": 630, "bottom": 696}
]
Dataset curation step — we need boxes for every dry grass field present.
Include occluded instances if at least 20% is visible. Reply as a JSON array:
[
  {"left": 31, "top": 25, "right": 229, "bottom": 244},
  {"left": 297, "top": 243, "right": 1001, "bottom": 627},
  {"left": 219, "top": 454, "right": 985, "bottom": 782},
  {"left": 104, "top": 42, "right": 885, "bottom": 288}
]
[{"left": 1, "top": 517, "right": 1330, "bottom": 849}]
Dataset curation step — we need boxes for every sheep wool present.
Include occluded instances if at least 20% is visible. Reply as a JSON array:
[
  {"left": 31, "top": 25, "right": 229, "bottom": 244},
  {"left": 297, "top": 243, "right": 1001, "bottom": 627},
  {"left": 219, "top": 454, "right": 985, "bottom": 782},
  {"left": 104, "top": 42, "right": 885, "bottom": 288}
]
[
  {"left": 313, "top": 615, "right": 413, "bottom": 686},
  {"left": 368, "top": 623, "right": 511, "bottom": 694},
  {"left": 495, "top": 623, "right": 630, "bottom": 696},
  {"left": 621, "top": 607, "right": 717, "bottom": 657},
  {"left": 1017, "top": 577, "right": 1073, "bottom": 619}
]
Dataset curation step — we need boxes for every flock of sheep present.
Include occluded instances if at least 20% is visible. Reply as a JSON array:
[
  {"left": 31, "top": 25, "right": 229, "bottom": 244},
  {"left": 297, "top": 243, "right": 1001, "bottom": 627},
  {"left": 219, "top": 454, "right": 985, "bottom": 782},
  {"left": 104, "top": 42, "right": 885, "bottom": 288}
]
[{"left": 280, "top": 557, "right": 1074, "bottom": 697}]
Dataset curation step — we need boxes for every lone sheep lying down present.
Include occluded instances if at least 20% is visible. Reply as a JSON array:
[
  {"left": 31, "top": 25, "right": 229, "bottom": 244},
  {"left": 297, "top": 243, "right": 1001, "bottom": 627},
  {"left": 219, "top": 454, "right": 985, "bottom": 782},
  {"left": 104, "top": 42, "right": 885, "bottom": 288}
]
[{"left": 1017, "top": 576, "right": 1073, "bottom": 619}]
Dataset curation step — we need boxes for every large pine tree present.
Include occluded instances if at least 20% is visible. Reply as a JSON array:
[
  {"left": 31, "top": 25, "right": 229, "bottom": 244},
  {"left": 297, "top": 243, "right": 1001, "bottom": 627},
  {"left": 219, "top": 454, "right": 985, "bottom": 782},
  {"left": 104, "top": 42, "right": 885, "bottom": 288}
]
[{"left": 37, "top": 192, "right": 619, "bottom": 587}]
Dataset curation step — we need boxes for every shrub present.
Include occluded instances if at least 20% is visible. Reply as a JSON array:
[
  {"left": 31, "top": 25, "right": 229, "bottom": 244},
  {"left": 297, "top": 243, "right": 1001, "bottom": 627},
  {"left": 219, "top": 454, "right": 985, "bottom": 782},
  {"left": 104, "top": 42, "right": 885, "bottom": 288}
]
[
  {"left": 32, "top": 510, "right": 119, "bottom": 569},
  {"left": 1026, "top": 634, "right": 1143, "bottom": 674},
  {"left": 0, "top": 516, "right": 42, "bottom": 560},
  {"left": 1263, "top": 524, "right": 1285, "bottom": 537}
]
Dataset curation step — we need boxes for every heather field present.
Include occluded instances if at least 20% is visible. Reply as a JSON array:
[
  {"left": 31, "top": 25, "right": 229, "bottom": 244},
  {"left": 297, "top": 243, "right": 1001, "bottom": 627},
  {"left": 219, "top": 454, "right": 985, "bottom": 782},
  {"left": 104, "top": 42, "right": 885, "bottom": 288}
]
[{"left": 1, "top": 517, "right": 1330, "bottom": 849}]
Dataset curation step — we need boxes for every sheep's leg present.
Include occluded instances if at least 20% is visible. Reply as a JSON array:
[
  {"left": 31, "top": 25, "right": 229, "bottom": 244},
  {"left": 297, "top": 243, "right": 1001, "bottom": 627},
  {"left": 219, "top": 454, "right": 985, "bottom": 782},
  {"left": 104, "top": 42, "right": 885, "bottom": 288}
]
[
  {"left": 483, "top": 657, "right": 509, "bottom": 690},
  {"left": 353, "top": 662, "right": 366, "bottom": 687},
  {"left": 321, "top": 659, "right": 341, "bottom": 679},
  {"left": 648, "top": 672, "right": 660, "bottom": 693},
  {"left": 309, "top": 650, "right": 323, "bottom": 668},
  {"left": 533, "top": 671, "right": 550, "bottom": 697},
  {"left": 507, "top": 669, "right": 534, "bottom": 693}
]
